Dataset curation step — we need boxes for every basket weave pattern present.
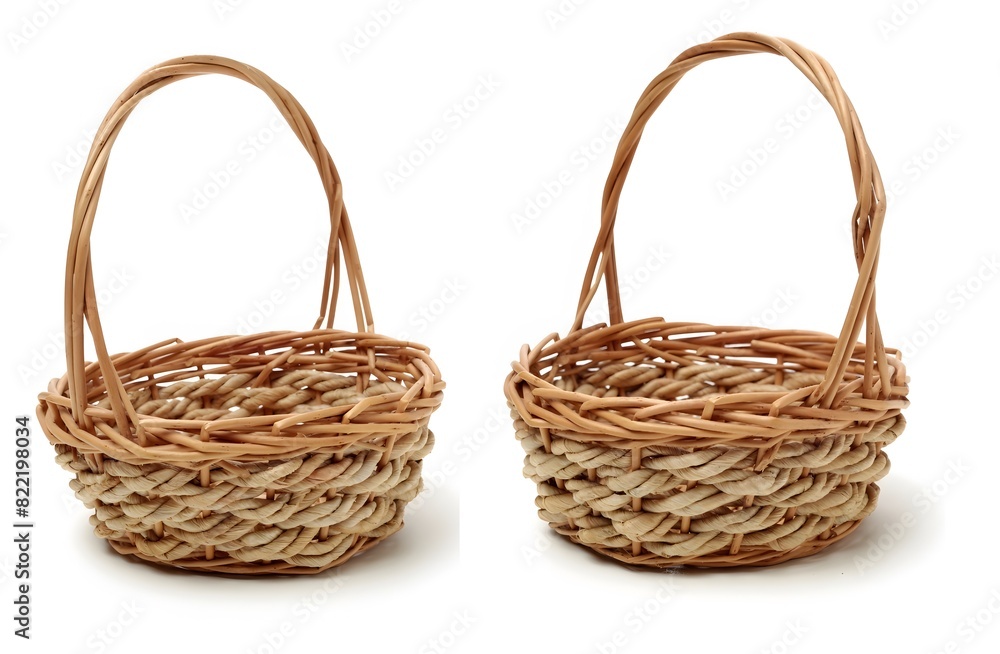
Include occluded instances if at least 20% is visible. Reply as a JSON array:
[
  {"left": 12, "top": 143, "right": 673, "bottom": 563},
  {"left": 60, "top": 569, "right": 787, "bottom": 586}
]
[
  {"left": 37, "top": 57, "right": 444, "bottom": 574},
  {"left": 505, "top": 34, "right": 909, "bottom": 567}
]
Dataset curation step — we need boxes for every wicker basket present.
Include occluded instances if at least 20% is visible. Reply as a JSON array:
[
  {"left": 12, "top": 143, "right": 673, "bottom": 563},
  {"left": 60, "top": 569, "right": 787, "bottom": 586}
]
[
  {"left": 504, "top": 33, "right": 909, "bottom": 568},
  {"left": 36, "top": 56, "right": 445, "bottom": 574}
]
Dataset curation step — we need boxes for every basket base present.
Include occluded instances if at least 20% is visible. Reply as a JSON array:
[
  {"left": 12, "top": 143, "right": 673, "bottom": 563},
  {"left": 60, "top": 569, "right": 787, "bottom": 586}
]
[
  {"left": 103, "top": 531, "right": 384, "bottom": 575},
  {"left": 551, "top": 509, "right": 868, "bottom": 568}
]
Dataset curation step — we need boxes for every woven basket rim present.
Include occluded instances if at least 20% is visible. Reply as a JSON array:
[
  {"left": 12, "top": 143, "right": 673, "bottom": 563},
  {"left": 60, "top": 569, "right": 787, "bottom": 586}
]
[
  {"left": 39, "top": 327, "right": 446, "bottom": 466},
  {"left": 505, "top": 318, "right": 908, "bottom": 448}
]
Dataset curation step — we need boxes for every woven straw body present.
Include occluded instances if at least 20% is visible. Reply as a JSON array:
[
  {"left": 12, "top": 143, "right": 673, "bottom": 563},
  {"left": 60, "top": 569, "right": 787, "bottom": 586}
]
[
  {"left": 504, "top": 33, "right": 909, "bottom": 568},
  {"left": 37, "top": 56, "right": 444, "bottom": 574}
]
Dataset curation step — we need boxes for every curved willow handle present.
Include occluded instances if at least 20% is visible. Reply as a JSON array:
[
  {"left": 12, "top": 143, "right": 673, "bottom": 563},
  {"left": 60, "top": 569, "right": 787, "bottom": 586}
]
[
  {"left": 65, "top": 55, "right": 373, "bottom": 431},
  {"left": 572, "top": 33, "right": 890, "bottom": 408}
]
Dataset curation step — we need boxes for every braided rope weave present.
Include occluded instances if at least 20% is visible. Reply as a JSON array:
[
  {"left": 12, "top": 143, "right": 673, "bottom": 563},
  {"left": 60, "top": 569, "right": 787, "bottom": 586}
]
[
  {"left": 504, "top": 34, "right": 909, "bottom": 568},
  {"left": 36, "top": 56, "right": 444, "bottom": 574},
  {"left": 509, "top": 328, "right": 906, "bottom": 566}
]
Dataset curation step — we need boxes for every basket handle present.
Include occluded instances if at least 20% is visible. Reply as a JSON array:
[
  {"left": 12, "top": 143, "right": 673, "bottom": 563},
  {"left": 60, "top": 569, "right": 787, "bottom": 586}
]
[
  {"left": 64, "top": 55, "right": 373, "bottom": 431},
  {"left": 571, "top": 33, "right": 891, "bottom": 409}
]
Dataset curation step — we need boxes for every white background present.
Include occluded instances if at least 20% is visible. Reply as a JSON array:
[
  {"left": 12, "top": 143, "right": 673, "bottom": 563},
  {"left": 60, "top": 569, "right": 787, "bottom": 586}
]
[{"left": 1, "top": 1, "right": 997, "bottom": 652}]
